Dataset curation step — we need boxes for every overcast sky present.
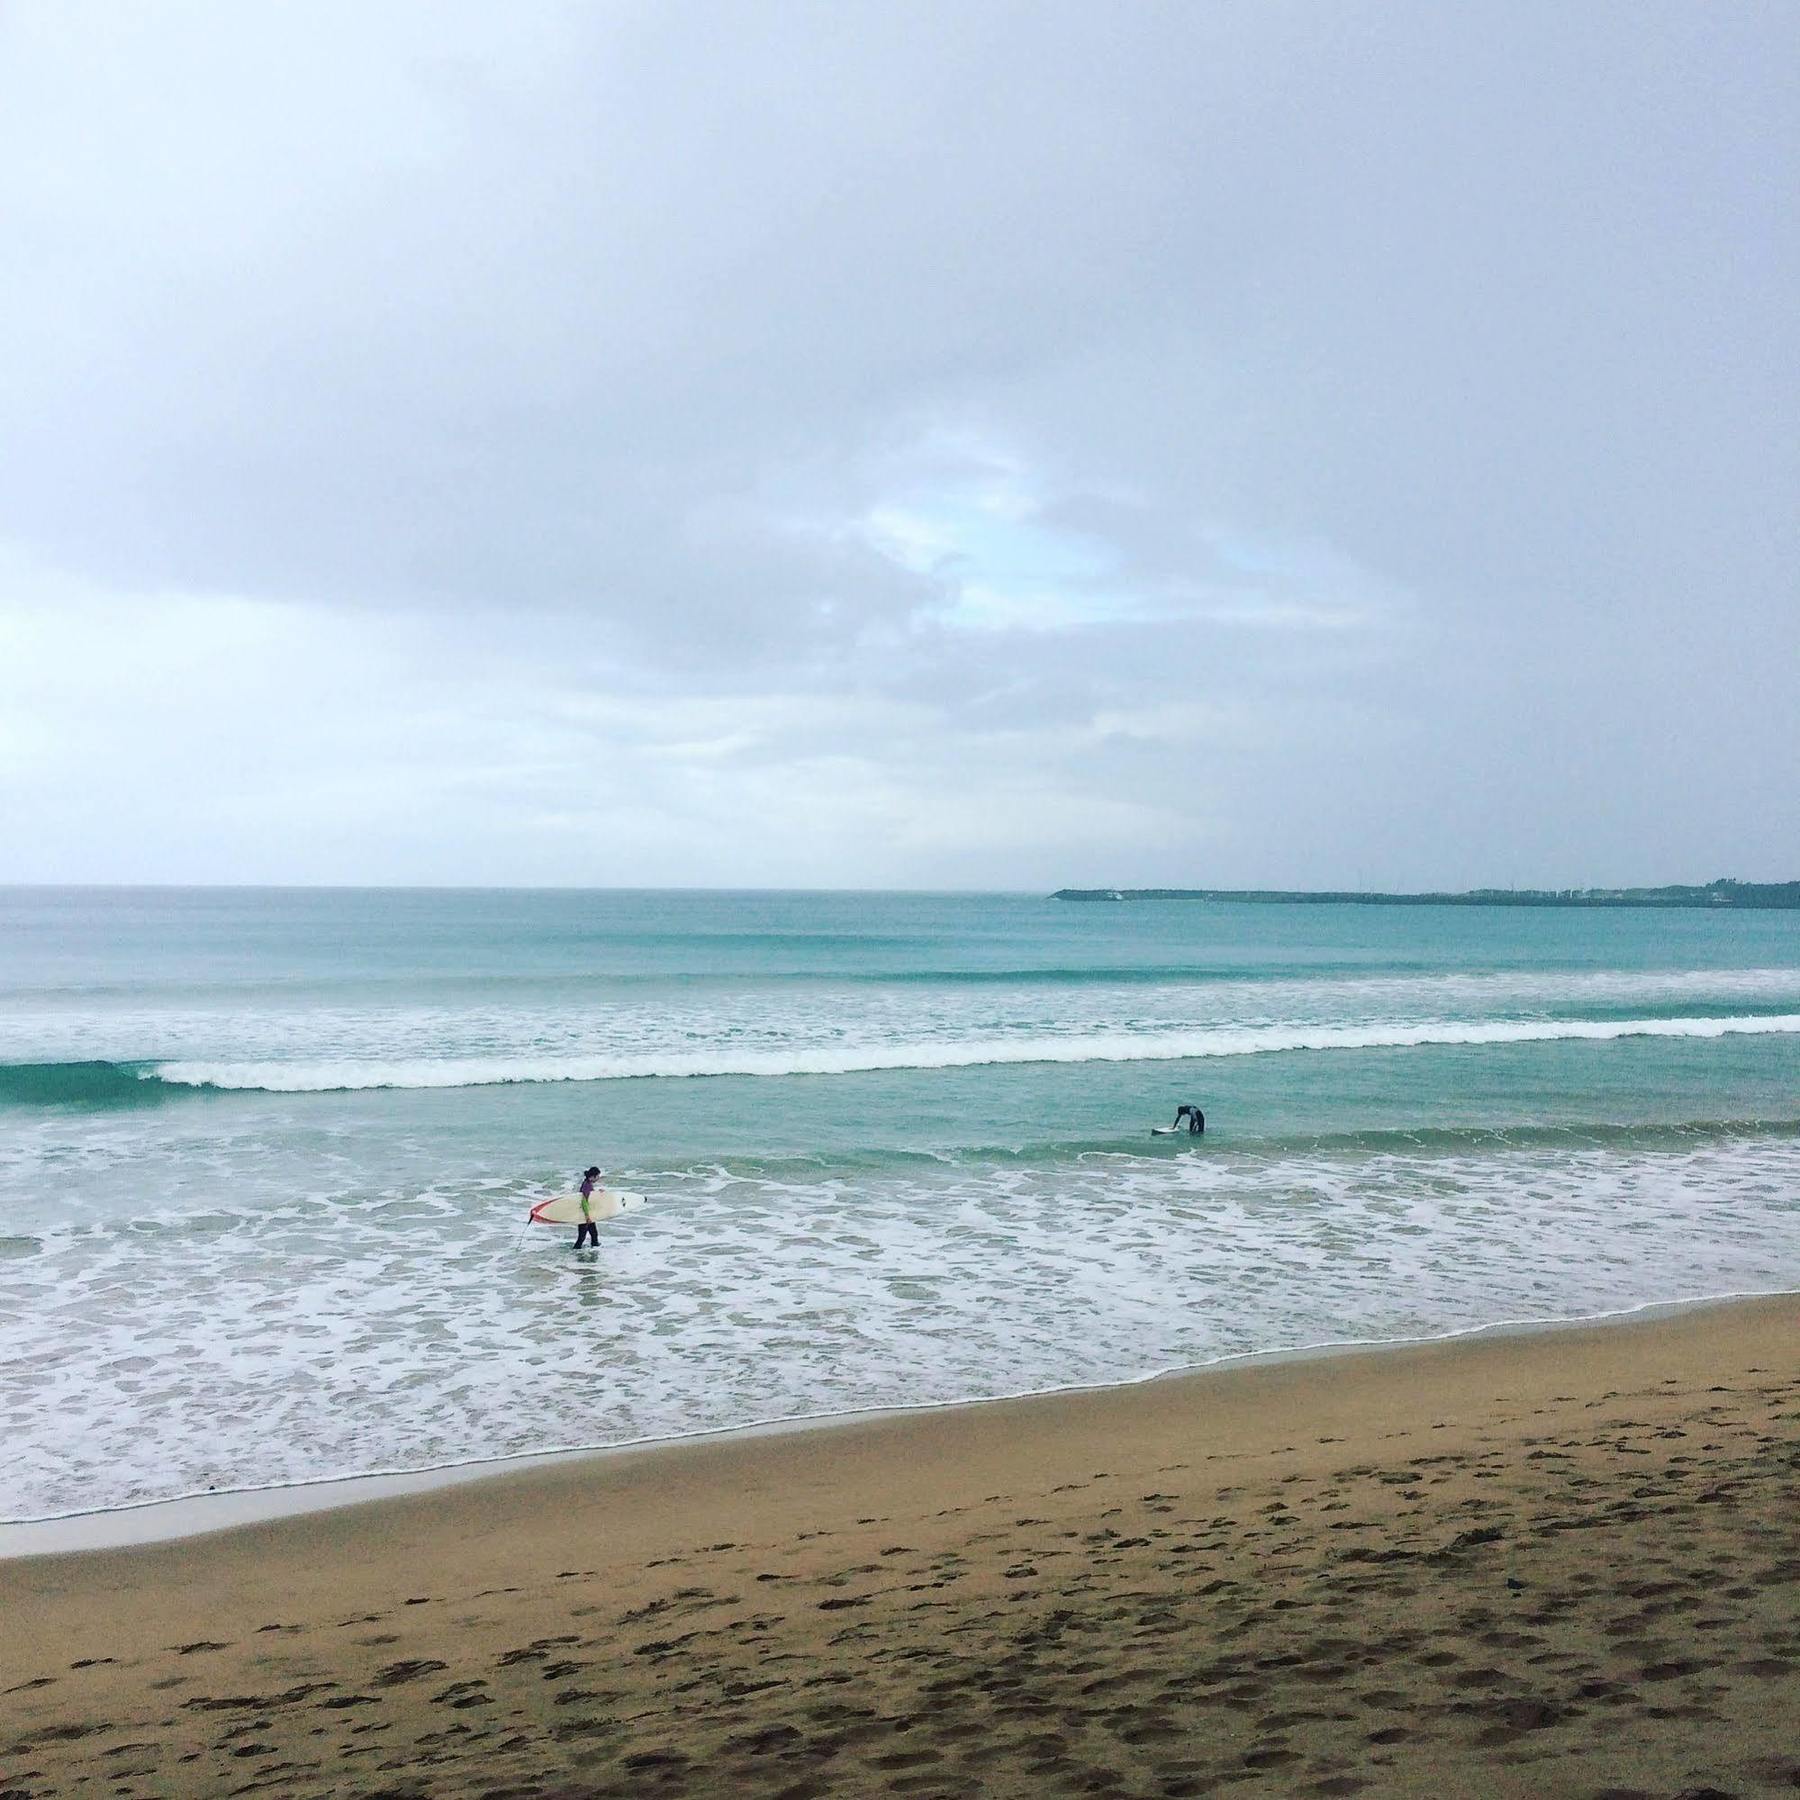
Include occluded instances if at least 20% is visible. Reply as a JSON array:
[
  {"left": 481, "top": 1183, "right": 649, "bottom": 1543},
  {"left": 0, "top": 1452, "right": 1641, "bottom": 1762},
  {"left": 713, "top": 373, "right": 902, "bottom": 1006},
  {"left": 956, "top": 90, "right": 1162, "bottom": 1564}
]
[{"left": 1, "top": 2, "right": 1794, "bottom": 889}]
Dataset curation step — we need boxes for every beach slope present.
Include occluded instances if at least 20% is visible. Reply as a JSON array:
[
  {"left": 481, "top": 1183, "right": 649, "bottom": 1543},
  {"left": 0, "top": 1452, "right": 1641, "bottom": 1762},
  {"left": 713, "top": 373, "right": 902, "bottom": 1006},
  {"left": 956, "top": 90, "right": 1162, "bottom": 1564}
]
[{"left": 5, "top": 1298, "right": 1797, "bottom": 1797}]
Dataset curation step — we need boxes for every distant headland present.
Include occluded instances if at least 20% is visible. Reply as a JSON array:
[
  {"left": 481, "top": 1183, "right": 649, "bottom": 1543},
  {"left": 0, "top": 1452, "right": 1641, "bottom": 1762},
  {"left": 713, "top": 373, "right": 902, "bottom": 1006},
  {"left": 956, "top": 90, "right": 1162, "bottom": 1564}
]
[{"left": 1051, "top": 878, "right": 1800, "bottom": 910}]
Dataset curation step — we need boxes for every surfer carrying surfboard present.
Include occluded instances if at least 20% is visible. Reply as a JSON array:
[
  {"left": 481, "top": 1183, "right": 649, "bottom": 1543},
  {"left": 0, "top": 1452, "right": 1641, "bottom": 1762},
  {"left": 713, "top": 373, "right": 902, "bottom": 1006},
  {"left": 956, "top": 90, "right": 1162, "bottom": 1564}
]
[{"left": 575, "top": 1166, "right": 603, "bottom": 1248}]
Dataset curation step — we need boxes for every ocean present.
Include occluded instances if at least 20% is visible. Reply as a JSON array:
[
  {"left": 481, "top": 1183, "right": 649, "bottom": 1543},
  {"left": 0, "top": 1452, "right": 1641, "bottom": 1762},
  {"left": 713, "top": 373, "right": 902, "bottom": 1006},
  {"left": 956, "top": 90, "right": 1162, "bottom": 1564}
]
[{"left": 3, "top": 886, "right": 1798, "bottom": 1524}]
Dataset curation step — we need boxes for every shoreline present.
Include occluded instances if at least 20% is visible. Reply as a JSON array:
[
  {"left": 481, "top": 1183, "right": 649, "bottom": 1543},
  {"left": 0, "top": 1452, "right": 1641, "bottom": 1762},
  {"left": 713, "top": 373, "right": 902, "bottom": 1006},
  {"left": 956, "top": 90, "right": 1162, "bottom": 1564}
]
[
  {"left": 6, "top": 1286, "right": 1793, "bottom": 1559},
  {"left": 5, "top": 1289, "right": 1795, "bottom": 1797},
  {"left": 1051, "top": 879, "right": 1800, "bottom": 909}
]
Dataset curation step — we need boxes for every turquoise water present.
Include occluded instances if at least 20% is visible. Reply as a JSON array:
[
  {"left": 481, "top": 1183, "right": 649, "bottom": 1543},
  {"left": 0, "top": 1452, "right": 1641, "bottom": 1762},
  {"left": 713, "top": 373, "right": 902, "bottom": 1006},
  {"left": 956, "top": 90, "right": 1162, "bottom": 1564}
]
[{"left": 3, "top": 887, "right": 1798, "bottom": 1520}]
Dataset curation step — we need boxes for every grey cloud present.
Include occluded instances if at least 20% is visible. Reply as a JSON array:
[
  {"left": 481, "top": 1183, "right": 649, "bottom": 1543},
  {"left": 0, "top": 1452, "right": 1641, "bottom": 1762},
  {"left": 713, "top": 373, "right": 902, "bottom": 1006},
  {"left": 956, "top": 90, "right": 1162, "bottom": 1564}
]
[{"left": 0, "top": 1, "right": 1793, "bottom": 884}]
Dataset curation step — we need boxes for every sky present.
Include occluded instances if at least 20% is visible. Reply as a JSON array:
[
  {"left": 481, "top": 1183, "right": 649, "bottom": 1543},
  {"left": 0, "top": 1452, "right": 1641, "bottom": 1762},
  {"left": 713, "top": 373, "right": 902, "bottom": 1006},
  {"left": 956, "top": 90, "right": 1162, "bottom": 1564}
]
[{"left": 1, "top": 1, "right": 1794, "bottom": 890}]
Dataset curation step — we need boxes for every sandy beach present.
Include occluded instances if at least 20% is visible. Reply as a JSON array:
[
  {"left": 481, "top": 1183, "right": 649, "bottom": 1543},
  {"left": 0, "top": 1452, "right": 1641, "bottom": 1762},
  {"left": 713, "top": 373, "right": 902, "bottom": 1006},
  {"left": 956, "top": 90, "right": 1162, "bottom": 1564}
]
[{"left": 4, "top": 1298, "right": 1797, "bottom": 1799}]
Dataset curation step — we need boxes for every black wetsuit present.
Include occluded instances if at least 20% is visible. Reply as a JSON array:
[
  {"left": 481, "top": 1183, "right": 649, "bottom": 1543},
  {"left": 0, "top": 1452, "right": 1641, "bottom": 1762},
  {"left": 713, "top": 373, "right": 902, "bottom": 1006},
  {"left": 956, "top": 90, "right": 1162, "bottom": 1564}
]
[
  {"left": 1175, "top": 1105, "right": 1205, "bottom": 1136},
  {"left": 575, "top": 1178, "right": 600, "bottom": 1248}
]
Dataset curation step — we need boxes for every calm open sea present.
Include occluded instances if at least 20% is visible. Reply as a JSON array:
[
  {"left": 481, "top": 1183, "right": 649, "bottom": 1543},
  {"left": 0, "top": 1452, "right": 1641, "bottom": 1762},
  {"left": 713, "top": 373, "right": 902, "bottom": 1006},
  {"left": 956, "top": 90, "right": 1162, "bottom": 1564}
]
[{"left": 3, "top": 887, "right": 1798, "bottom": 1521}]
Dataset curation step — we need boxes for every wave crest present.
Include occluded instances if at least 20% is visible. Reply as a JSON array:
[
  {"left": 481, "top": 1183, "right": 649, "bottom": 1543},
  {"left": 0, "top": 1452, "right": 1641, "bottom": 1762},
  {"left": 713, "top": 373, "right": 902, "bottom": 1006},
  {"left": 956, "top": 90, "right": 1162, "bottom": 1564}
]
[
  {"left": 137, "top": 1012, "right": 1800, "bottom": 1094},
  {"left": 0, "top": 1059, "right": 167, "bottom": 1108}
]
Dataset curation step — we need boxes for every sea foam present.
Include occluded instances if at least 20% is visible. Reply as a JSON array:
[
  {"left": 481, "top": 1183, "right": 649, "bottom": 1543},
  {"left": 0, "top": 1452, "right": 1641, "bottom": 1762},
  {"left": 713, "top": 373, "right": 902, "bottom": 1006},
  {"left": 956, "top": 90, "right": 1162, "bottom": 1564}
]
[
  {"left": 143, "top": 1012, "right": 1800, "bottom": 1092},
  {"left": 5, "top": 1129, "right": 1799, "bottom": 1522}
]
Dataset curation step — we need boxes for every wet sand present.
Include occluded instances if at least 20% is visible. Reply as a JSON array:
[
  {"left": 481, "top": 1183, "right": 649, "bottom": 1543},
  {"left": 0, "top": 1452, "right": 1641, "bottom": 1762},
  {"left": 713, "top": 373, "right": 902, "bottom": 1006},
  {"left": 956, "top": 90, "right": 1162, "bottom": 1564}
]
[{"left": 4, "top": 1297, "right": 1797, "bottom": 1798}]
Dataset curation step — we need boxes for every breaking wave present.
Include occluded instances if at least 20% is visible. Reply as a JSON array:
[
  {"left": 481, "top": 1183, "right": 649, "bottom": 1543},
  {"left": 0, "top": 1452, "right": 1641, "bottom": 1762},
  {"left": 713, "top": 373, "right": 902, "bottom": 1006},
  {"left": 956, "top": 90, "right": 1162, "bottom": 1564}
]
[
  {"left": 0, "top": 1059, "right": 171, "bottom": 1109},
  {"left": 118, "top": 1011, "right": 1800, "bottom": 1093}
]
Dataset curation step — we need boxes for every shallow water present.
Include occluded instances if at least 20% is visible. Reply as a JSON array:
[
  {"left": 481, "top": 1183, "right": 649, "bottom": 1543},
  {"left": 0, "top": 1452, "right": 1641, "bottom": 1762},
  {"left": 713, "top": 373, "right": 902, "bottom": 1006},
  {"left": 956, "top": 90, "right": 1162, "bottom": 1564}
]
[{"left": 3, "top": 888, "right": 1797, "bottom": 1519}]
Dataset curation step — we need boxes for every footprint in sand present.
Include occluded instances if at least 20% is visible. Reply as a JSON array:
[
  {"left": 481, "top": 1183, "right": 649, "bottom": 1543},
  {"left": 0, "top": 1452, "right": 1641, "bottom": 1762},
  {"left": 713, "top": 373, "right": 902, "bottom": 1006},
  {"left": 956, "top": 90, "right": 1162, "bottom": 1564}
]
[{"left": 370, "top": 1659, "right": 448, "bottom": 1687}]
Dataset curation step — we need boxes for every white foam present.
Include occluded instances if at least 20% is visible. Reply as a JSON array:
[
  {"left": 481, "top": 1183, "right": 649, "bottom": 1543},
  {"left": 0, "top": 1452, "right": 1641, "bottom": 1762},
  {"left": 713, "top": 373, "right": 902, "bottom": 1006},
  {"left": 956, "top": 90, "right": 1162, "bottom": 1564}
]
[
  {"left": 150, "top": 1012, "right": 1800, "bottom": 1090},
  {"left": 8, "top": 964, "right": 1800, "bottom": 1095},
  {"left": 5, "top": 1129, "right": 1800, "bottom": 1522}
]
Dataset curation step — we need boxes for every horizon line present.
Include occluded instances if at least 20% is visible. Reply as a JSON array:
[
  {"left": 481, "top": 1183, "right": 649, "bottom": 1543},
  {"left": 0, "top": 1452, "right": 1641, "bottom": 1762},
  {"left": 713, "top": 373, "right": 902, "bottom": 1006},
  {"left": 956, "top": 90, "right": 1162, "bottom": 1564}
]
[{"left": 2, "top": 878, "right": 1789, "bottom": 897}]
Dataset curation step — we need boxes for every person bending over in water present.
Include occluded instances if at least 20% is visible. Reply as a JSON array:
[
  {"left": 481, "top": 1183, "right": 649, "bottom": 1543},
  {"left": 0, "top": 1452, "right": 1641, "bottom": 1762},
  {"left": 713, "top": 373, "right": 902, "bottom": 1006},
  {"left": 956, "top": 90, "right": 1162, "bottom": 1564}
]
[
  {"left": 1173, "top": 1104, "right": 1205, "bottom": 1136},
  {"left": 575, "top": 1165, "right": 602, "bottom": 1248}
]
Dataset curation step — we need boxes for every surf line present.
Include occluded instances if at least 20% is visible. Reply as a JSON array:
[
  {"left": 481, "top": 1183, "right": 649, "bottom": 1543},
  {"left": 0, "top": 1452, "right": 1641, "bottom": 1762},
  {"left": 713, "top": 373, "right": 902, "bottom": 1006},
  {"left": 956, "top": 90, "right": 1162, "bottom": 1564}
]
[{"left": 133, "top": 1012, "right": 1800, "bottom": 1093}]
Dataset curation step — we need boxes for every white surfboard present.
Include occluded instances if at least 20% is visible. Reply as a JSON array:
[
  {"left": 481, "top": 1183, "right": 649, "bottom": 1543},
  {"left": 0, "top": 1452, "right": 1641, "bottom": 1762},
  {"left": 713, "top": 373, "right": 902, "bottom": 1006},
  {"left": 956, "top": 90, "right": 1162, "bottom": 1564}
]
[
  {"left": 529, "top": 1189, "right": 645, "bottom": 1226},
  {"left": 1151, "top": 1125, "right": 1183, "bottom": 1135}
]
